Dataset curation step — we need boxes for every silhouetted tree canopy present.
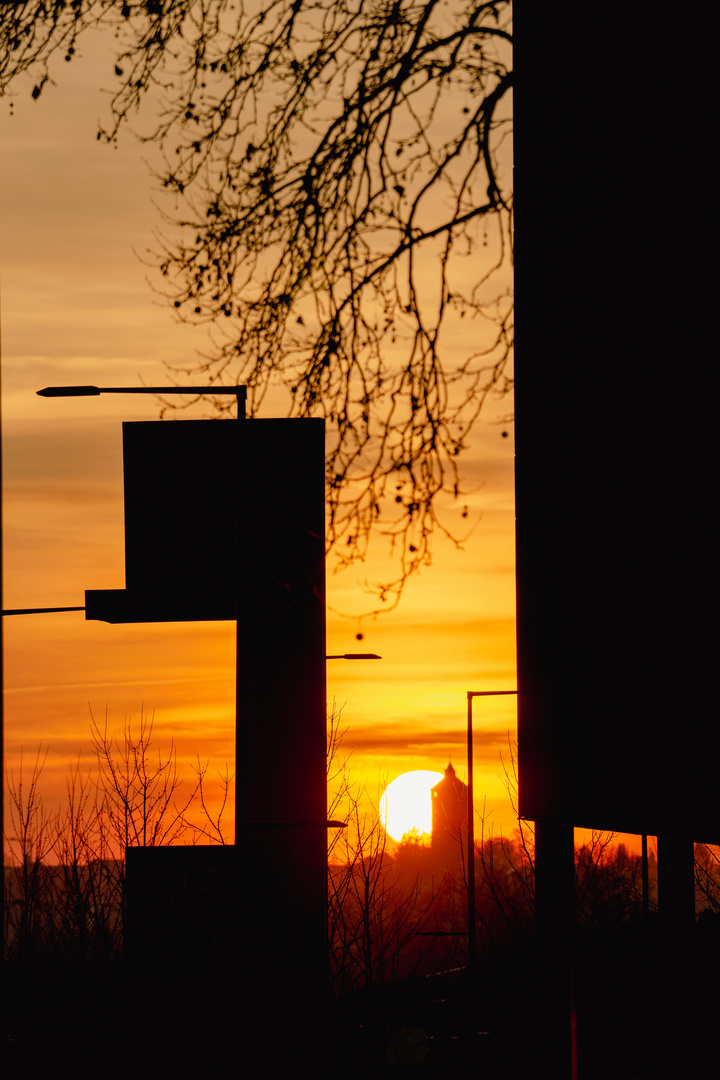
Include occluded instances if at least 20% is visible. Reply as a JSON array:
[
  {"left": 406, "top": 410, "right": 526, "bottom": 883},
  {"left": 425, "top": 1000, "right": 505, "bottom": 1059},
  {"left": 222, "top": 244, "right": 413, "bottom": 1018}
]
[{"left": 1, "top": 1, "right": 513, "bottom": 601}]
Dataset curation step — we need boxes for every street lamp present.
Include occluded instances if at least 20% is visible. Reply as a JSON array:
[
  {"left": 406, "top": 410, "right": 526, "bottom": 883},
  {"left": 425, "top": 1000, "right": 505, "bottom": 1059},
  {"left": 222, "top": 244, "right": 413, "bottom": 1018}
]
[
  {"left": 2, "top": 606, "right": 85, "bottom": 616},
  {"left": 37, "top": 383, "right": 247, "bottom": 417},
  {"left": 466, "top": 689, "right": 517, "bottom": 972}
]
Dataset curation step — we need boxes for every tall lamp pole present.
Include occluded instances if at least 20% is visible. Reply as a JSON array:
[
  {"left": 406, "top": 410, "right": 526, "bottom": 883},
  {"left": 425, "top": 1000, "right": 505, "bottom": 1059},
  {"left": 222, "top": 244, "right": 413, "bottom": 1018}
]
[{"left": 466, "top": 689, "right": 517, "bottom": 972}]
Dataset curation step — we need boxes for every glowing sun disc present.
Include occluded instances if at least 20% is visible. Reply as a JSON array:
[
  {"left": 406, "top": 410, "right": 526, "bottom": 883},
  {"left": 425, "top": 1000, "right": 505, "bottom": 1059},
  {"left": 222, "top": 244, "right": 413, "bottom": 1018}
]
[{"left": 380, "top": 770, "right": 444, "bottom": 841}]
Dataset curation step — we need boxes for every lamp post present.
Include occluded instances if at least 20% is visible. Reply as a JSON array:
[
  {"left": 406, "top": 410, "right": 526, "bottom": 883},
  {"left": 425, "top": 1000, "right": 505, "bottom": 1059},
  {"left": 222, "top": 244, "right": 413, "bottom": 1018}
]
[
  {"left": 2, "top": 606, "right": 85, "bottom": 616},
  {"left": 37, "top": 383, "right": 247, "bottom": 417},
  {"left": 466, "top": 689, "right": 517, "bottom": 972}
]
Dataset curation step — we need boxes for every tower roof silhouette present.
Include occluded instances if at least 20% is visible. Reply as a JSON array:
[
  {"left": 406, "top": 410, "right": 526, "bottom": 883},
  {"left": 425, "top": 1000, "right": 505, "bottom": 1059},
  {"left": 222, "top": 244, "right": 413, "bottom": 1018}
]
[{"left": 431, "top": 762, "right": 466, "bottom": 793}]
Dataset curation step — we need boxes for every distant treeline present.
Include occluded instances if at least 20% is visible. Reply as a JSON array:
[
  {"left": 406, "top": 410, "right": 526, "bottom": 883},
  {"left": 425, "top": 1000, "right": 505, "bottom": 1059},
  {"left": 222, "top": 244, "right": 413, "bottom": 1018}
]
[{"left": 5, "top": 717, "right": 719, "bottom": 1073}]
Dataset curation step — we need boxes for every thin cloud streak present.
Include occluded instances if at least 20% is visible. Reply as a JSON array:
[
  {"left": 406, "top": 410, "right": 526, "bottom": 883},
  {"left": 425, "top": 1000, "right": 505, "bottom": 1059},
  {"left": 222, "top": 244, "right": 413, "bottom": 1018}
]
[{"left": 342, "top": 726, "right": 510, "bottom": 753}]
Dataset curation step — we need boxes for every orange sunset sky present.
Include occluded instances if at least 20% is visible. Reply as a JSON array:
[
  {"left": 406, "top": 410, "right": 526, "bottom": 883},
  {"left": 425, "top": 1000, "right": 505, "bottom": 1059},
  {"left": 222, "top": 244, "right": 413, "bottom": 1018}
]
[{"left": 1, "top": 34, "right": 517, "bottom": 843}]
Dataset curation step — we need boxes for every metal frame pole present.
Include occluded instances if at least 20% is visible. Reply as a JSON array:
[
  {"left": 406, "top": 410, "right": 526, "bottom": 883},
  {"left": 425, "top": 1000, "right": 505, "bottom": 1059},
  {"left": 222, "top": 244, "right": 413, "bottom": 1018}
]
[{"left": 466, "top": 690, "right": 517, "bottom": 972}]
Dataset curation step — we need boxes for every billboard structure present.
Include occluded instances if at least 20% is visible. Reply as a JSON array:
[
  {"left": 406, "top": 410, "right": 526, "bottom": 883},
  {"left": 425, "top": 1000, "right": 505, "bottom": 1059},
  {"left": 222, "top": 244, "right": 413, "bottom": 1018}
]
[{"left": 87, "top": 416, "right": 327, "bottom": 1065}]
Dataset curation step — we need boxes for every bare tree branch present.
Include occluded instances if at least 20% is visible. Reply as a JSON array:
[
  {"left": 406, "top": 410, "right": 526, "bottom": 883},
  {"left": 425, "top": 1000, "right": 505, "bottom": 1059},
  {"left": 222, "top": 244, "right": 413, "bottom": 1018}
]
[{"left": 1, "top": 0, "right": 513, "bottom": 603}]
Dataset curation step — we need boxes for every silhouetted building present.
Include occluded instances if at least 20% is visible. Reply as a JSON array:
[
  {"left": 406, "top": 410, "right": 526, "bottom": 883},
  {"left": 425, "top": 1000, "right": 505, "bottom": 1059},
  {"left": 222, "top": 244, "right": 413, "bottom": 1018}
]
[{"left": 431, "top": 763, "right": 468, "bottom": 868}]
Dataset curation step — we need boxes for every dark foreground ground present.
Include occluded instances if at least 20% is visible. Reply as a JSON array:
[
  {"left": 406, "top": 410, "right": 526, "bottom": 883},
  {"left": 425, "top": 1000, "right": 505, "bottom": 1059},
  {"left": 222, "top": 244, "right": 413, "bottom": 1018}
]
[{"left": 5, "top": 915, "right": 719, "bottom": 1076}]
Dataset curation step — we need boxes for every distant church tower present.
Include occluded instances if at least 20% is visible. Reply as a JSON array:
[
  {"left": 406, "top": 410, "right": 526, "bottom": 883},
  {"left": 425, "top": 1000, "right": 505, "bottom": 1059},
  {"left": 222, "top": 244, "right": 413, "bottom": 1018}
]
[{"left": 431, "top": 763, "right": 468, "bottom": 867}]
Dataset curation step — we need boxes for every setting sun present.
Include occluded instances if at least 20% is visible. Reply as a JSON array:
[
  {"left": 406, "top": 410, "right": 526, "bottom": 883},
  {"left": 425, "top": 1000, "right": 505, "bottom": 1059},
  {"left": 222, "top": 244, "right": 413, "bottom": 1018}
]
[{"left": 379, "top": 770, "right": 444, "bottom": 842}]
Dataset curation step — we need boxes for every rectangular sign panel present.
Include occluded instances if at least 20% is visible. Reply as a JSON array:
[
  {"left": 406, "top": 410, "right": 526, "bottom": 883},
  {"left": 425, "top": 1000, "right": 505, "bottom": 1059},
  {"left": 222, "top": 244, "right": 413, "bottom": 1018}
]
[{"left": 86, "top": 420, "right": 240, "bottom": 621}]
